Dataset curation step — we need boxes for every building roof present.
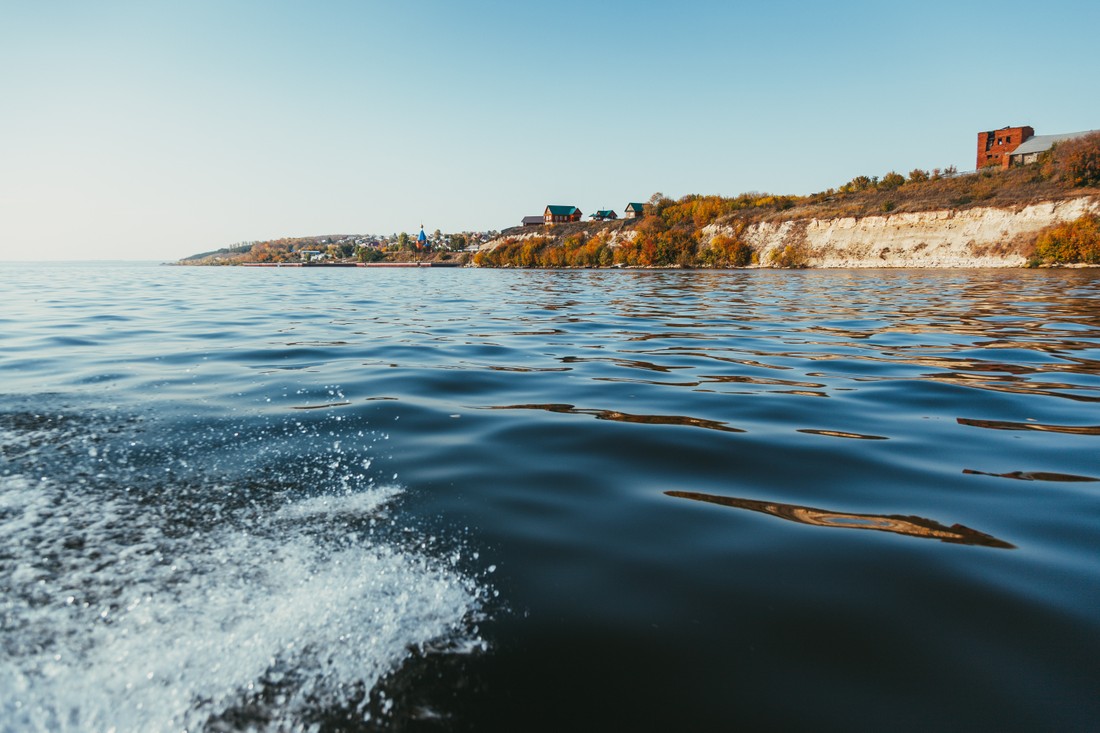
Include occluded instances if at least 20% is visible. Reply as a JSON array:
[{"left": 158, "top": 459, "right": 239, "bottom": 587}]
[
  {"left": 1011, "top": 130, "right": 1099, "bottom": 157},
  {"left": 625, "top": 202, "right": 646, "bottom": 212},
  {"left": 592, "top": 210, "right": 617, "bottom": 218},
  {"left": 522, "top": 216, "right": 545, "bottom": 225},
  {"left": 417, "top": 228, "right": 427, "bottom": 242},
  {"left": 545, "top": 205, "right": 581, "bottom": 216}
]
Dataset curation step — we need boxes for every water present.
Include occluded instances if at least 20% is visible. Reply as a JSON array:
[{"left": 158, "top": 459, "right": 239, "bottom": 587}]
[{"left": 1, "top": 262, "right": 1099, "bottom": 732}]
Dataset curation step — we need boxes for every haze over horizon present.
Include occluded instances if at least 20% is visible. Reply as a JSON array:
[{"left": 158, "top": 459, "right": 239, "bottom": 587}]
[{"left": 2, "top": 0, "right": 1099, "bottom": 261}]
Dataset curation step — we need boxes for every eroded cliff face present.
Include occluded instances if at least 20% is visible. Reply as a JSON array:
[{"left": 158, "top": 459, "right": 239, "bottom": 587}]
[{"left": 705, "top": 196, "right": 1100, "bottom": 268}]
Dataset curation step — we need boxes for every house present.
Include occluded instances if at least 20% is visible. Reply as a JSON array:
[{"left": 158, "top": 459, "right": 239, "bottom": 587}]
[
  {"left": 624, "top": 202, "right": 647, "bottom": 219},
  {"left": 544, "top": 205, "right": 583, "bottom": 224},
  {"left": 590, "top": 210, "right": 618, "bottom": 221},
  {"left": 1007, "top": 130, "right": 1100, "bottom": 167},
  {"left": 521, "top": 215, "right": 545, "bottom": 227},
  {"left": 976, "top": 126, "right": 1033, "bottom": 169},
  {"left": 977, "top": 125, "right": 1098, "bottom": 169}
]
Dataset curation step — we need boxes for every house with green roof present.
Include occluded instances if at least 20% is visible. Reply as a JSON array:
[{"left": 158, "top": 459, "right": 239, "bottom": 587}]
[
  {"left": 544, "top": 205, "right": 583, "bottom": 224},
  {"left": 590, "top": 209, "right": 618, "bottom": 221},
  {"left": 624, "top": 202, "right": 647, "bottom": 219}
]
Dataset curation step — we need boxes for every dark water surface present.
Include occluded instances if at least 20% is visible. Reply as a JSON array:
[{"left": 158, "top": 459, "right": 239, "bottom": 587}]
[{"left": 2, "top": 263, "right": 1099, "bottom": 731}]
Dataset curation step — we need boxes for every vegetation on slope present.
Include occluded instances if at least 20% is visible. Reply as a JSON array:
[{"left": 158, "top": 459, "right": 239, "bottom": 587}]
[
  {"left": 1030, "top": 215, "right": 1100, "bottom": 265},
  {"left": 477, "top": 132, "right": 1100, "bottom": 268}
]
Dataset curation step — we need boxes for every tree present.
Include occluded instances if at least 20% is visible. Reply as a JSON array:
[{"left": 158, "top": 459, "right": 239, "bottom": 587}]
[
  {"left": 1057, "top": 131, "right": 1100, "bottom": 187},
  {"left": 358, "top": 246, "right": 384, "bottom": 263},
  {"left": 908, "top": 168, "right": 930, "bottom": 183},
  {"left": 1032, "top": 214, "right": 1100, "bottom": 264},
  {"left": 397, "top": 232, "right": 410, "bottom": 250}
]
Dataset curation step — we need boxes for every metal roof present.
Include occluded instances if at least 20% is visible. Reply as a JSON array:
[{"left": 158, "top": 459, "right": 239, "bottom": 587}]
[
  {"left": 1011, "top": 130, "right": 1099, "bottom": 157},
  {"left": 625, "top": 202, "right": 646, "bottom": 212},
  {"left": 521, "top": 216, "right": 545, "bottom": 225},
  {"left": 545, "top": 205, "right": 580, "bottom": 216}
]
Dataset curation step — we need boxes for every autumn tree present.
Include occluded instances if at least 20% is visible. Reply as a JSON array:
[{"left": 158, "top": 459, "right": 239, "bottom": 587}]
[
  {"left": 1056, "top": 131, "right": 1100, "bottom": 187},
  {"left": 1032, "top": 214, "right": 1100, "bottom": 264}
]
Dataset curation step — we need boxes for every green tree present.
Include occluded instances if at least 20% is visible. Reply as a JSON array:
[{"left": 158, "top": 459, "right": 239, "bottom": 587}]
[{"left": 358, "top": 246, "right": 384, "bottom": 263}]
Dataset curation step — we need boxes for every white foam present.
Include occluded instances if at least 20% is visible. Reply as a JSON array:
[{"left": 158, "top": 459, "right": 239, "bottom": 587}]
[{"left": 0, "top": 473, "right": 481, "bottom": 732}]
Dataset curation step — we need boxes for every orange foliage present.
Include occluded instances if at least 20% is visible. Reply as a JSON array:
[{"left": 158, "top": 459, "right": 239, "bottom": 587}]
[
  {"left": 1055, "top": 132, "right": 1100, "bottom": 187},
  {"left": 1032, "top": 215, "right": 1100, "bottom": 264}
]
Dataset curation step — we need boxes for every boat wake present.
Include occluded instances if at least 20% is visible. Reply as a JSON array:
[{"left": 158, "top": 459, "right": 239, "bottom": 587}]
[{"left": 0, "top": 408, "right": 485, "bottom": 732}]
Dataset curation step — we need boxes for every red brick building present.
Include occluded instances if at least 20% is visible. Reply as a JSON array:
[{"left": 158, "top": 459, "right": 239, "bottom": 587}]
[{"left": 976, "top": 125, "right": 1034, "bottom": 169}]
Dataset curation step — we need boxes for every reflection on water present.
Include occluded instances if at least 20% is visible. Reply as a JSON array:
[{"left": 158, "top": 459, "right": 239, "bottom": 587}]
[
  {"left": 665, "top": 491, "right": 1016, "bottom": 549},
  {"left": 963, "top": 469, "right": 1099, "bottom": 482},
  {"left": 797, "top": 429, "right": 887, "bottom": 440},
  {"left": 957, "top": 417, "right": 1100, "bottom": 435},
  {"left": 488, "top": 403, "right": 745, "bottom": 432}
]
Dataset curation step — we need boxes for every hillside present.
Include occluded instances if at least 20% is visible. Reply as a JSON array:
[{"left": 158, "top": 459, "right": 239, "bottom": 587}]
[{"left": 478, "top": 133, "right": 1100, "bottom": 268}]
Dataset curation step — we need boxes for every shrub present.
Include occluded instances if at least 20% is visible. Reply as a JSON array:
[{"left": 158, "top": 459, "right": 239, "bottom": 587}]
[
  {"left": 880, "top": 171, "right": 905, "bottom": 189},
  {"left": 767, "top": 242, "right": 809, "bottom": 268},
  {"left": 839, "top": 175, "right": 876, "bottom": 194},
  {"left": 908, "top": 168, "right": 930, "bottom": 183},
  {"left": 1032, "top": 214, "right": 1100, "bottom": 265}
]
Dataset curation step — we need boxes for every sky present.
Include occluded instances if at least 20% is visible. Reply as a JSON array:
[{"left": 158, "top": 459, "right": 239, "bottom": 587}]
[{"left": 2, "top": 0, "right": 1099, "bottom": 261}]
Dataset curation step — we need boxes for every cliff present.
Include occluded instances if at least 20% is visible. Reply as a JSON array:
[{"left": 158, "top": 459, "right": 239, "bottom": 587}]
[{"left": 707, "top": 196, "right": 1100, "bottom": 268}]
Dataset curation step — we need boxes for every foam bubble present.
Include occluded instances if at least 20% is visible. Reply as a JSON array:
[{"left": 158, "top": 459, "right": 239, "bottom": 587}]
[{"left": 0, "top": 426, "right": 483, "bottom": 732}]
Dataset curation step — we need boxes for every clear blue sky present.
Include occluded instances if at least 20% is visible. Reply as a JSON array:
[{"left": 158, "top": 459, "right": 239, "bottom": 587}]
[{"left": 2, "top": 0, "right": 1098, "bottom": 260}]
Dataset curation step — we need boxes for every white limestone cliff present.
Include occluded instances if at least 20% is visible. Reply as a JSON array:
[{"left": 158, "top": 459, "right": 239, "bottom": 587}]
[{"left": 704, "top": 196, "right": 1100, "bottom": 268}]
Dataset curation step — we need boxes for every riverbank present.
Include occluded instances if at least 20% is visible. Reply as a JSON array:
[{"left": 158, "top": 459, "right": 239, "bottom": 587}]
[{"left": 473, "top": 195, "right": 1100, "bottom": 269}]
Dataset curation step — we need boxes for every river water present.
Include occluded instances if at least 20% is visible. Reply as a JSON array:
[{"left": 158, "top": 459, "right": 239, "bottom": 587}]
[{"left": 1, "top": 262, "right": 1098, "bottom": 732}]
